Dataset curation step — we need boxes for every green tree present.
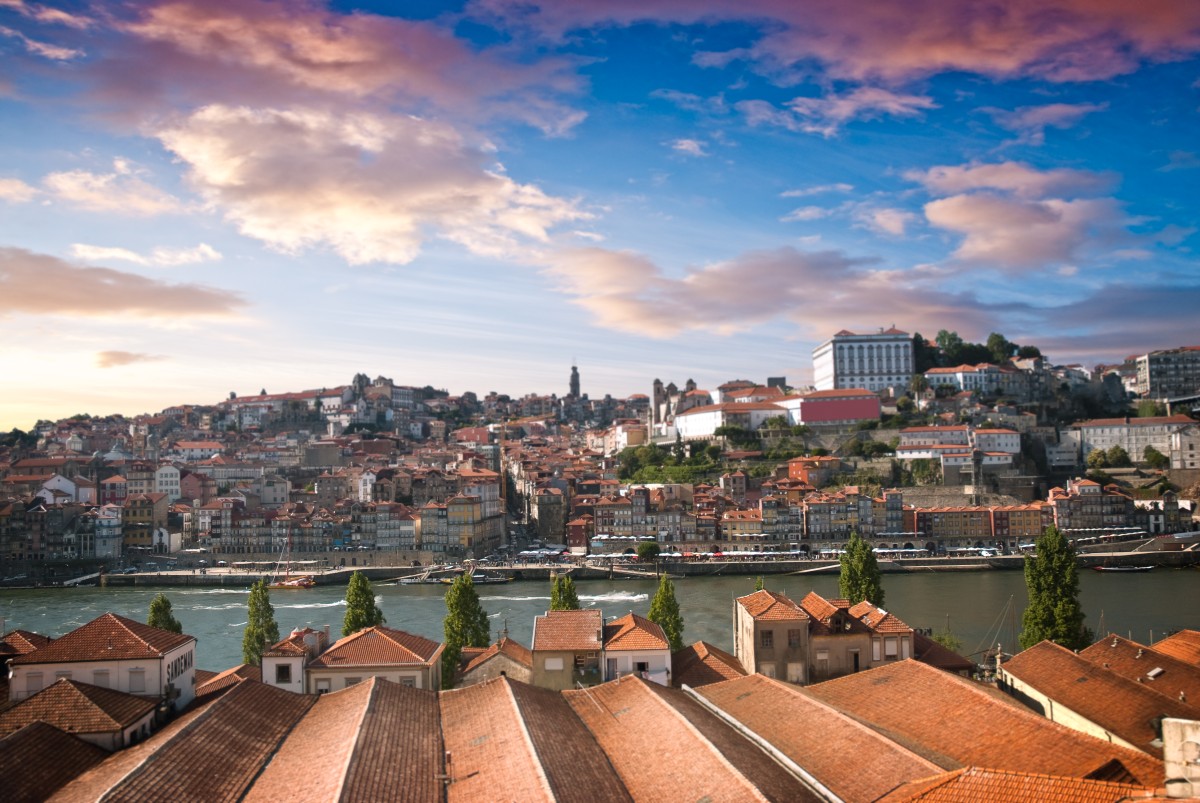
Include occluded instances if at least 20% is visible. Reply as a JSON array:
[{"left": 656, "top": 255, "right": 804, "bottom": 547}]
[
  {"left": 1020, "top": 525, "right": 1090, "bottom": 651},
  {"left": 148, "top": 593, "right": 182, "bottom": 634},
  {"left": 636, "top": 541, "right": 661, "bottom": 561},
  {"left": 1086, "top": 449, "right": 1109, "bottom": 469},
  {"left": 1144, "top": 445, "right": 1170, "bottom": 470},
  {"left": 754, "top": 576, "right": 764, "bottom": 591},
  {"left": 647, "top": 574, "right": 684, "bottom": 651},
  {"left": 242, "top": 580, "right": 280, "bottom": 666},
  {"left": 839, "top": 531, "right": 885, "bottom": 606},
  {"left": 343, "top": 571, "right": 385, "bottom": 636},
  {"left": 1106, "top": 445, "right": 1132, "bottom": 468},
  {"left": 1137, "top": 399, "right": 1167, "bottom": 418},
  {"left": 442, "top": 574, "right": 490, "bottom": 689},
  {"left": 550, "top": 575, "right": 581, "bottom": 610}
]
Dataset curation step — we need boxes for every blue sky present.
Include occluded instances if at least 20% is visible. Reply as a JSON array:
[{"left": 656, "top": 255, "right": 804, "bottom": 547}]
[{"left": 1, "top": 0, "right": 1198, "bottom": 429}]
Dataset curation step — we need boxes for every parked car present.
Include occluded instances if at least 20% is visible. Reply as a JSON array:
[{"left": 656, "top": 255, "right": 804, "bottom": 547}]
[{"left": 122, "top": 567, "right": 137, "bottom": 574}]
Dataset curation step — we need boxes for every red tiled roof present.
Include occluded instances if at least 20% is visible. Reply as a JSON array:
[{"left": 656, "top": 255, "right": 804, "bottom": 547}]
[
  {"left": 309, "top": 626, "right": 441, "bottom": 668},
  {"left": 11, "top": 613, "right": 193, "bottom": 665},
  {"left": 671, "top": 641, "right": 746, "bottom": 688},
  {"left": 603, "top": 613, "right": 669, "bottom": 652},
  {"left": 736, "top": 589, "right": 809, "bottom": 621},
  {"left": 532, "top": 609, "right": 603, "bottom": 651},
  {"left": 0, "top": 721, "right": 108, "bottom": 802},
  {"left": 877, "top": 766, "right": 1158, "bottom": 802},
  {"left": 0, "top": 679, "right": 156, "bottom": 738},
  {"left": 850, "top": 600, "right": 913, "bottom": 634},
  {"left": 194, "top": 664, "right": 261, "bottom": 697},
  {"left": 1152, "top": 630, "right": 1200, "bottom": 665},
  {"left": 463, "top": 636, "right": 533, "bottom": 674},
  {"left": 0, "top": 628, "right": 52, "bottom": 658},
  {"left": 1080, "top": 634, "right": 1200, "bottom": 704}
]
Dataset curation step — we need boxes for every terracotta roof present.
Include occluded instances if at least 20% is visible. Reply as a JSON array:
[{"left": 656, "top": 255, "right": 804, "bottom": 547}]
[
  {"left": 802, "top": 388, "right": 879, "bottom": 400},
  {"left": 736, "top": 589, "right": 809, "bottom": 621},
  {"left": 244, "top": 678, "right": 443, "bottom": 803},
  {"left": 602, "top": 613, "right": 669, "bottom": 652},
  {"left": 798, "top": 590, "right": 840, "bottom": 622},
  {"left": 1080, "top": 634, "right": 1200, "bottom": 705},
  {"left": 671, "top": 641, "right": 747, "bottom": 689},
  {"left": 0, "top": 629, "right": 52, "bottom": 658},
  {"left": 11, "top": 613, "right": 193, "bottom": 665},
  {"left": 563, "top": 676, "right": 818, "bottom": 801},
  {"left": 531, "top": 609, "right": 603, "bottom": 652},
  {"left": 912, "top": 632, "right": 974, "bottom": 674},
  {"left": 1002, "top": 640, "right": 1200, "bottom": 757},
  {"left": 462, "top": 636, "right": 533, "bottom": 675},
  {"left": 877, "top": 766, "right": 1159, "bottom": 802},
  {"left": 194, "top": 664, "right": 261, "bottom": 697},
  {"left": 0, "top": 721, "right": 108, "bottom": 803},
  {"left": 1152, "top": 630, "right": 1200, "bottom": 665},
  {"left": 309, "top": 626, "right": 442, "bottom": 668},
  {"left": 0, "top": 679, "right": 156, "bottom": 739},
  {"left": 850, "top": 600, "right": 914, "bottom": 634},
  {"left": 442, "top": 676, "right": 630, "bottom": 803},
  {"left": 804, "top": 659, "right": 1165, "bottom": 786},
  {"left": 51, "top": 680, "right": 315, "bottom": 802},
  {"left": 699, "top": 674, "right": 942, "bottom": 801}
]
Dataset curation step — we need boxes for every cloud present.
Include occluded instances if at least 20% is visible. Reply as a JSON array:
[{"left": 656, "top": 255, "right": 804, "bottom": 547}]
[
  {"left": 780, "top": 206, "right": 832, "bottom": 223},
  {"left": 0, "top": 1, "right": 93, "bottom": 29},
  {"left": 856, "top": 207, "right": 916, "bottom": 236},
  {"left": 985, "top": 102, "right": 1107, "bottom": 145},
  {"left": 1159, "top": 151, "right": 1200, "bottom": 172},
  {"left": 0, "top": 177, "right": 36, "bottom": 202},
  {"left": 42, "top": 167, "right": 183, "bottom": 215},
  {"left": 540, "top": 245, "right": 991, "bottom": 338},
  {"left": 0, "top": 247, "right": 245, "bottom": 318},
  {"left": 904, "top": 161, "right": 1114, "bottom": 199},
  {"left": 669, "top": 138, "right": 709, "bottom": 156},
  {"left": 650, "top": 89, "right": 727, "bottom": 114},
  {"left": 781, "top": 184, "right": 853, "bottom": 197},
  {"left": 470, "top": 0, "right": 1200, "bottom": 84},
  {"left": 923, "top": 193, "right": 1127, "bottom": 268},
  {"left": 0, "top": 23, "right": 82, "bottom": 59},
  {"left": 102, "top": 0, "right": 585, "bottom": 135},
  {"left": 738, "top": 87, "right": 936, "bottom": 136},
  {"left": 95, "top": 350, "right": 167, "bottom": 368},
  {"left": 156, "top": 105, "right": 587, "bottom": 265},
  {"left": 70, "top": 242, "right": 222, "bottom": 266}
]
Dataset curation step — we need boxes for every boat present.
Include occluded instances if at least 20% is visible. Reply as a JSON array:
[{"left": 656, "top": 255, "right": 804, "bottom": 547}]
[
  {"left": 438, "top": 572, "right": 513, "bottom": 585},
  {"left": 268, "top": 526, "right": 316, "bottom": 589},
  {"left": 1091, "top": 565, "right": 1155, "bottom": 573}
]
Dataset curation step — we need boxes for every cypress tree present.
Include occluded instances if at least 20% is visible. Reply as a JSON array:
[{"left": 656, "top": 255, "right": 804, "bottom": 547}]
[
  {"left": 839, "top": 531, "right": 885, "bottom": 606},
  {"left": 1020, "top": 525, "right": 1090, "bottom": 650},
  {"left": 343, "top": 571, "right": 385, "bottom": 636},
  {"left": 550, "top": 575, "right": 581, "bottom": 611},
  {"left": 148, "top": 592, "right": 182, "bottom": 634},
  {"left": 647, "top": 574, "right": 684, "bottom": 651},
  {"left": 442, "top": 574, "right": 490, "bottom": 689},
  {"left": 242, "top": 580, "right": 279, "bottom": 666}
]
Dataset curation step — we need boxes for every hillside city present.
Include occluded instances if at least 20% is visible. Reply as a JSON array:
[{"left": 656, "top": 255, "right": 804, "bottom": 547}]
[{"left": 4, "top": 329, "right": 1200, "bottom": 801}]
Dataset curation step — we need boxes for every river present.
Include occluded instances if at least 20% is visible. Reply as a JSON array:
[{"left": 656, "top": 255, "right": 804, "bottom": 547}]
[{"left": 2, "top": 570, "right": 1197, "bottom": 672}]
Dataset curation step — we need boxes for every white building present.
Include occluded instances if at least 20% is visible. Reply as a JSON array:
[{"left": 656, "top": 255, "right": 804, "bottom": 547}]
[
  {"left": 8, "top": 613, "right": 196, "bottom": 712},
  {"left": 1071, "top": 415, "right": 1194, "bottom": 462},
  {"left": 155, "top": 464, "right": 181, "bottom": 502},
  {"left": 602, "top": 613, "right": 671, "bottom": 686},
  {"left": 813, "top": 328, "right": 914, "bottom": 392}
]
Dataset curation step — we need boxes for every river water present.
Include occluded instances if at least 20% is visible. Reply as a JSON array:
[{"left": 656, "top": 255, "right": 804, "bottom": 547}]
[{"left": 2, "top": 570, "right": 1197, "bottom": 672}]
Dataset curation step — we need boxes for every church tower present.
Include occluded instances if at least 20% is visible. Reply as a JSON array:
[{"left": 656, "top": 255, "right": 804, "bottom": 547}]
[{"left": 569, "top": 364, "right": 580, "bottom": 398}]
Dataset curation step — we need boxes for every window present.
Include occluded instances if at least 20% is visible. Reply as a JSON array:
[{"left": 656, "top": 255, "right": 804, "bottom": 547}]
[
  {"left": 26, "top": 672, "right": 43, "bottom": 694},
  {"left": 344, "top": 677, "right": 361, "bottom": 687},
  {"left": 56, "top": 670, "right": 72, "bottom": 681},
  {"left": 761, "top": 663, "right": 777, "bottom": 679},
  {"left": 316, "top": 680, "right": 331, "bottom": 694},
  {"left": 128, "top": 669, "right": 146, "bottom": 693},
  {"left": 760, "top": 630, "right": 774, "bottom": 649},
  {"left": 788, "top": 629, "right": 802, "bottom": 648},
  {"left": 275, "top": 664, "right": 292, "bottom": 684},
  {"left": 786, "top": 662, "right": 805, "bottom": 683},
  {"left": 93, "top": 670, "right": 110, "bottom": 688},
  {"left": 635, "top": 661, "right": 649, "bottom": 674},
  {"left": 885, "top": 637, "right": 898, "bottom": 658},
  {"left": 872, "top": 639, "right": 882, "bottom": 662},
  {"left": 544, "top": 657, "right": 564, "bottom": 671},
  {"left": 400, "top": 678, "right": 416, "bottom": 688}
]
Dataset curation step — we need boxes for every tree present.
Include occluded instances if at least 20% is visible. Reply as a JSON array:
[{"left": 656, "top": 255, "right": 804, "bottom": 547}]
[
  {"left": 647, "top": 574, "right": 684, "bottom": 651},
  {"left": 1144, "top": 445, "right": 1170, "bottom": 470},
  {"left": 1137, "top": 399, "right": 1166, "bottom": 418},
  {"left": 442, "top": 574, "right": 490, "bottom": 689},
  {"left": 636, "top": 541, "right": 661, "bottom": 561},
  {"left": 754, "top": 576, "right": 764, "bottom": 591},
  {"left": 550, "top": 575, "right": 581, "bottom": 610},
  {"left": 242, "top": 580, "right": 280, "bottom": 666},
  {"left": 1106, "top": 445, "right": 1132, "bottom": 468},
  {"left": 1020, "top": 525, "right": 1090, "bottom": 651},
  {"left": 1086, "top": 449, "right": 1109, "bottom": 469},
  {"left": 148, "top": 593, "right": 182, "bottom": 634},
  {"left": 839, "top": 531, "right": 885, "bottom": 606},
  {"left": 343, "top": 571, "right": 385, "bottom": 636},
  {"left": 986, "top": 332, "right": 1016, "bottom": 364}
]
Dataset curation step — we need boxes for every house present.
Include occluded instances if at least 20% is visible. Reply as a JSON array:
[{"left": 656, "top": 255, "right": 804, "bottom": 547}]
[
  {"left": 264, "top": 625, "right": 442, "bottom": 693},
  {"left": 602, "top": 612, "right": 670, "bottom": 685},
  {"left": 530, "top": 609, "right": 604, "bottom": 690},
  {"left": 456, "top": 635, "right": 533, "bottom": 688},
  {"left": 7, "top": 613, "right": 196, "bottom": 711},
  {"left": 0, "top": 678, "right": 157, "bottom": 750},
  {"left": 733, "top": 589, "right": 811, "bottom": 684},
  {"left": 0, "top": 721, "right": 108, "bottom": 802},
  {"left": 670, "top": 641, "right": 746, "bottom": 688}
]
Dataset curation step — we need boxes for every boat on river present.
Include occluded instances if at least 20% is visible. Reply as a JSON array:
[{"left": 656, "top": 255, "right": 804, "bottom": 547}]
[
  {"left": 268, "top": 528, "right": 316, "bottom": 589},
  {"left": 1091, "top": 564, "right": 1154, "bottom": 573}
]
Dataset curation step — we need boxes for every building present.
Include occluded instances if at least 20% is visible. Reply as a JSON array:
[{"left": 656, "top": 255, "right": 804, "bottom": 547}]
[
  {"left": 733, "top": 589, "right": 811, "bottom": 684},
  {"left": 264, "top": 625, "right": 443, "bottom": 693},
  {"left": 530, "top": 609, "right": 604, "bottom": 690},
  {"left": 457, "top": 635, "right": 534, "bottom": 688},
  {"left": 812, "top": 327, "right": 914, "bottom": 392},
  {"left": 7, "top": 613, "right": 196, "bottom": 711},
  {"left": 1135, "top": 346, "right": 1200, "bottom": 399},
  {"left": 0, "top": 679, "right": 157, "bottom": 750},
  {"left": 601, "top": 612, "right": 671, "bottom": 685}
]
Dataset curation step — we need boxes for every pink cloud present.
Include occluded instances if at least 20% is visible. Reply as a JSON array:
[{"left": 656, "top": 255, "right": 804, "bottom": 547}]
[
  {"left": 904, "top": 161, "right": 1114, "bottom": 199},
  {"left": 738, "top": 87, "right": 936, "bottom": 136},
  {"left": 0, "top": 247, "right": 245, "bottom": 318},
  {"left": 468, "top": 0, "right": 1200, "bottom": 83},
  {"left": 985, "top": 102, "right": 1108, "bottom": 145},
  {"left": 96, "top": 351, "right": 167, "bottom": 368}
]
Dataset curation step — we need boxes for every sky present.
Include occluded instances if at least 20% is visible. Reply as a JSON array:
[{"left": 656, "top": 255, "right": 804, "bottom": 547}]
[{"left": 1, "top": 0, "right": 1199, "bottom": 430}]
